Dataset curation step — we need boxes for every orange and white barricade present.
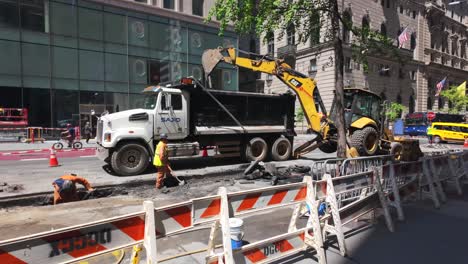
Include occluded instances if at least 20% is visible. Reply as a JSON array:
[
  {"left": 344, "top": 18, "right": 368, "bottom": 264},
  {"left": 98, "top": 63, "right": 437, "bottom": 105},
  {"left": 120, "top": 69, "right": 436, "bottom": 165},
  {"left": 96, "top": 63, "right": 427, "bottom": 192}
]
[{"left": 0, "top": 201, "right": 153, "bottom": 264}]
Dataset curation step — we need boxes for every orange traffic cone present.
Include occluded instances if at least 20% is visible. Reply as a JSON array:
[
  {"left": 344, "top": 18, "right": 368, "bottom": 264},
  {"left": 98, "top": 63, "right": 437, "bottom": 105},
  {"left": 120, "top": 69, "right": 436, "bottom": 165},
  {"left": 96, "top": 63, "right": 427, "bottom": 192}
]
[
  {"left": 49, "top": 148, "right": 60, "bottom": 167},
  {"left": 464, "top": 138, "right": 468, "bottom": 148},
  {"left": 202, "top": 148, "right": 208, "bottom": 157}
]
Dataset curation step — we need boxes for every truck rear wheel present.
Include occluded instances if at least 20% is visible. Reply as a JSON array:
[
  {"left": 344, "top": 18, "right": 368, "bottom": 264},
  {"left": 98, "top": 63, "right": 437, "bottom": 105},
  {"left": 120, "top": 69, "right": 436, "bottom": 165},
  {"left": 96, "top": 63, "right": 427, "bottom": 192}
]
[
  {"left": 245, "top": 137, "right": 268, "bottom": 162},
  {"left": 271, "top": 137, "right": 292, "bottom": 161},
  {"left": 111, "top": 143, "right": 149, "bottom": 176},
  {"left": 351, "top": 127, "right": 379, "bottom": 156},
  {"left": 390, "top": 142, "right": 403, "bottom": 161}
]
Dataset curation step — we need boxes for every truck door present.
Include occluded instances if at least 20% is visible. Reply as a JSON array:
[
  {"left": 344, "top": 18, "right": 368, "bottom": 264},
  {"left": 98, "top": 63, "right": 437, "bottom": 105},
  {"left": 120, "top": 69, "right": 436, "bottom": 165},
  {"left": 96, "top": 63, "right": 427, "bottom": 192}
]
[{"left": 155, "top": 92, "right": 187, "bottom": 139}]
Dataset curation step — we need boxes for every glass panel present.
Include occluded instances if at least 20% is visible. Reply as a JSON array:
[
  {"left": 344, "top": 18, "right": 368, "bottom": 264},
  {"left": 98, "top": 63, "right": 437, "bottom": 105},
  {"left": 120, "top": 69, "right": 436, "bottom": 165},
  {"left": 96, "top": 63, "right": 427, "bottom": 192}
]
[
  {"left": 192, "top": 0, "right": 203, "bottom": 16},
  {"left": 149, "top": 20, "right": 188, "bottom": 53},
  {"left": 147, "top": 59, "right": 170, "bottom": 85},
  {"left": 104, "top": 12, "right": 126, "bottom": 44},
  {"left": 79, "top": 50, "right": 104, "bottom": 80},
  {"left": 52, "top": 46, "right": 78, "bottom": 79},
  {"left": 21, "top": 0, "right": 45, "bottom": 32},
  {"left": 0, "top": 87, "right": 22, "bottom": 107},
  {"left": 79, "top": 7, "right": 103, "bottom": 40},
  {"left": 163, "top": 0, "right": 174, "bottom": 9},
  {"left": 129, "top": 57, "right": 147, "bottom": 84},
  {"left": 172, "top": 94, "right": 182, "bottom": 110},
  {"left": 50, "top": 1, "right": 77, "bottom": 36},
  {"left": 22, "top": 42, "right": 49, "bottom": 77},
  {"left": 23, "top": 87, "right": 51, "bottom": 127},
  {"left": 105, "top": 92, "right": 128, "bottom": 113},
  {"left": 105, "top": 53, "right": 128, "bottom": 82},
  {"left": 0, "top": 40, "right": 21, "bottom": 75},
  {"left": 128, "top": 17, "right": 148, "bottom": 47},
  {"left": 129, "top": 93, "right": 145, "bottom": 109},
  {"left": 53, "top": 89, "right": 79, "bottom": 127},
  {"left": 0, "top": 0, "right": 20, "bottom": 40}
]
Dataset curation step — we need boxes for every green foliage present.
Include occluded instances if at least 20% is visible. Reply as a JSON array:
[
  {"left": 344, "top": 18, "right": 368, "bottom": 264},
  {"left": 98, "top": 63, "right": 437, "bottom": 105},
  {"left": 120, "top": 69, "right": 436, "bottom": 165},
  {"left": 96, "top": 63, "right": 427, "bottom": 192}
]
[
  {"left": 296, "top": 107, "right": 305, "bottom": 122},
  {"left": 385, "top": 102, "right": 406, "bottom": 122},
  {"left": 440, "top": 85, "right": 468, "bottom": 114}
]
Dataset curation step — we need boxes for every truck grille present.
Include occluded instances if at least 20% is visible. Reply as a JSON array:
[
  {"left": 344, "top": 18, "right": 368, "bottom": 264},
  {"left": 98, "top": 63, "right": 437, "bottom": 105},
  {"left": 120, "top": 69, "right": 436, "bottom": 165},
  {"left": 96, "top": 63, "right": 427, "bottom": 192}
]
[{"left": 96, "top": 120, "right": 103, "bottom": 144}]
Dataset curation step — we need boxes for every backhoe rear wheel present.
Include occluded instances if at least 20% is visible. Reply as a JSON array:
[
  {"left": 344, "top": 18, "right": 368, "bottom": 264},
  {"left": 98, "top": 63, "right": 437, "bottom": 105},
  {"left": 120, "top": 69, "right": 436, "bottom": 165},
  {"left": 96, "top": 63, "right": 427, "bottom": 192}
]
[
  {"left": 390, "top": 142, "right": 403, "bottom": 161},
  {"left": 351, "top": 127, "right": 379, "bottom": 156},
  {"left": 318, "top": 140, "right": 337, "bottom": 153}
]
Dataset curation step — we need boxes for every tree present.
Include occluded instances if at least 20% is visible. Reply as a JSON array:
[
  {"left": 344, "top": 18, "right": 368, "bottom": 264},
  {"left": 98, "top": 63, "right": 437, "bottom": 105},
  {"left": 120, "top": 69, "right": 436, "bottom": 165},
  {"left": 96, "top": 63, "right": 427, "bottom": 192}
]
[
  {"left": 440, "top": 85, "right": 468, "bottom": 114},
  {"left": 207, "top": 0, "right": 402, "bottom": 157},
  {"left": 385, "top": 102, "right": 407, "bottom": 122}
]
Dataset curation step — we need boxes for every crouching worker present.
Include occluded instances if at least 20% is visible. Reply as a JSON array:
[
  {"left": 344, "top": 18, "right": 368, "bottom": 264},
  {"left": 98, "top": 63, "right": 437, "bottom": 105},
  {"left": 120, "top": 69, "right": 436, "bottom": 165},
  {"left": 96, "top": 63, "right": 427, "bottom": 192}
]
[{"left": 53, "top": 174, "right": 94, "bottom": 205}]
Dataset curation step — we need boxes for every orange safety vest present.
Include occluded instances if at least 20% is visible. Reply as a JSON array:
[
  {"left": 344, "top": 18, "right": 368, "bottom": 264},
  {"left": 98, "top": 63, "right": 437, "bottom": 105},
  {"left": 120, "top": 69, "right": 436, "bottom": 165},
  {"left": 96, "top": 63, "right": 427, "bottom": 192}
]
[{"left": 153, "top": 141, "right": 167, "bottom": 167}]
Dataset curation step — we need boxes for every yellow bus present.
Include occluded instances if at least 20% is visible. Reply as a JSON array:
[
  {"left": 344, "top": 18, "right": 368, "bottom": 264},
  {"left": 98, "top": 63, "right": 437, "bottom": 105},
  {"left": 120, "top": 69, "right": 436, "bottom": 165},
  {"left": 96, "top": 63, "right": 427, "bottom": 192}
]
[{"left": 427, "top": 122, "right": 468, "bottom": 143}]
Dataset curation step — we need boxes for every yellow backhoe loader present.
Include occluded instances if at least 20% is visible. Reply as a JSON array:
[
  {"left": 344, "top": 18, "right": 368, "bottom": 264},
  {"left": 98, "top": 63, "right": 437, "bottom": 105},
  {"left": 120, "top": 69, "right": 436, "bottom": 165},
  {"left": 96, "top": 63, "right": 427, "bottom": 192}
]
[{"left": 201, "top": 47, "right": 422, "bottom": 160}]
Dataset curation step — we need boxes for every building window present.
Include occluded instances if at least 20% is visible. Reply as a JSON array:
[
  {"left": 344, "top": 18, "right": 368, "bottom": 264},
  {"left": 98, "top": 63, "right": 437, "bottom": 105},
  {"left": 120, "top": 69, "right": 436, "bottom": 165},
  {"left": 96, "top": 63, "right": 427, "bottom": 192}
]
[
  {"left": 410, "top": 33, "right": 416, "bottom": 50},
  {"left": 412, "top": 10, "right": 416, "bottom": 19},
  {"left": 386, "top": 0, "right": 390, "bottom": 8},
  {"left": 342, "top": 10, "right": 352, "bottom": 44},
  {"left": 438, "top": 97, "right": 444, "bottom": 109},
  {"left": 451, "top": 9, "right": 454, "bottom": 19},
  {"left": 409, "top": 95, "right": 415, "bottom": 113},
  {"left": 310, "top": 12, "right": 320, "bottom": 45},
  {"left": 192, "top": 0, "right": 204, "bottom": 16},
  {"left": 0, "top": 0, "right": 19, "bottom": 29},
  {"left": 460, "top": 15, "right": 464, "bottom": 23},
  {"left": 266, "top": 32, "right": 274, "bottom": 56},
  {"left": 362, "top": 16, "right": 369, "bottom": 41},
  {"left": 399, "top": 68, "right": 405, "bottom": 79},
  {"left": 163, "top": 0, "right": 174, "bottom": 9},
  {"left": 442, "top": 57, "right": 446, "bottom": 65},
  {"left": 410, "top": 71, "right": 416, "bottom": 81},
  {"left": 381, "top": 0, "right": 384, "bottom": 6},
  {"left": 461, "top": 42, "right": 466, "bottom": 58},
  {"left": 287, "top": 24, "right": 295, "bottom": 45},
  {"left": 380, "top": 23, "right": 387, "bottom": 37},
  {"left": 427, "top": 97, "right": 433, "bottom": 110},
  {"left": 309, "top": 58, "right": 317, "bottom": 77},
  {"left": 345, "top": 57, "right": 352, "bottom": 72},
  {"left": 21, "top": 0, "right": 45, "bottom": 32},
  {"left": 148, "top": 60, "right": 170, "bottom": 85},
  {"left": 399, "top": 5, "right": 404, "bottom": 14}
]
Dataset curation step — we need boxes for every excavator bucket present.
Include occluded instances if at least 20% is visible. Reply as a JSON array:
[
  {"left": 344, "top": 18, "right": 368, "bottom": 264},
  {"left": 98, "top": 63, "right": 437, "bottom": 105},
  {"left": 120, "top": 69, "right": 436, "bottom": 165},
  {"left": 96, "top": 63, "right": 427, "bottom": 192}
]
[{"left": 201, "top": 48, "right": 225, "bottom": 77}]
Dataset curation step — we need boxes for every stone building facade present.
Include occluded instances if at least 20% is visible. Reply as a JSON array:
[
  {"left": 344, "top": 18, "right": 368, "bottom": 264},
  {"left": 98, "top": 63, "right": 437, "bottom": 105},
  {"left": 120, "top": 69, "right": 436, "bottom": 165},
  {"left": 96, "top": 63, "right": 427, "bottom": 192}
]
[{"left": 259, "top": 0, "right": 468, "bottom": 115}]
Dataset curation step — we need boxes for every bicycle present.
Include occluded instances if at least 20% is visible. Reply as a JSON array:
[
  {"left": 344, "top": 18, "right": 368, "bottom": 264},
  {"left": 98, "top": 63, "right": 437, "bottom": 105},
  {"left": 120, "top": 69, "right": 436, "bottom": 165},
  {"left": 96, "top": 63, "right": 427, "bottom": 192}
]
[{"left": 52, "top": 137, "right": 83, "bottom": 150}]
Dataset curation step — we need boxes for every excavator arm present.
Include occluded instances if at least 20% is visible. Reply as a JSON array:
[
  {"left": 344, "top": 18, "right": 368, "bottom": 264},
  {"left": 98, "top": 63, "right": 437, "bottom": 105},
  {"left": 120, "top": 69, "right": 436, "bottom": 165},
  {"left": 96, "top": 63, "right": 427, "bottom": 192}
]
[{"left": 202, "top": 47, "right": 328, "bottom": 136}]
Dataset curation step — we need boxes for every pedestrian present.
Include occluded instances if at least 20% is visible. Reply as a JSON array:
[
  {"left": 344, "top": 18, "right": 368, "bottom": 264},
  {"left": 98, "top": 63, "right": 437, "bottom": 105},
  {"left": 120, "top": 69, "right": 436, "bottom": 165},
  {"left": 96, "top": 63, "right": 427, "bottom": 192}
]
[
  {"left": 153, "top": 134, "right": 171, "bottom": 189},
  {"left": 84, "top": 122, "right": 92, "bottom": 144},
  {"left": 60, "top": 123, "right": 76, "bottom": 148},
  {"left": 52, "top": 174, "right": 94, "bottom": 205}
]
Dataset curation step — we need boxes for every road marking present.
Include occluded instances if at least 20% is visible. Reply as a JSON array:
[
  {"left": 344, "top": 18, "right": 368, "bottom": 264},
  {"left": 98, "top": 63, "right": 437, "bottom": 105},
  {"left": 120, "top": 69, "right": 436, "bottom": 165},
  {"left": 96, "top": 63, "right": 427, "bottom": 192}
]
[
  {"left": 20, "top": 158, "right": 47, "bottom": 161},
  {"left": 79, "top": 155, "right": 96, "bottom": 158}
]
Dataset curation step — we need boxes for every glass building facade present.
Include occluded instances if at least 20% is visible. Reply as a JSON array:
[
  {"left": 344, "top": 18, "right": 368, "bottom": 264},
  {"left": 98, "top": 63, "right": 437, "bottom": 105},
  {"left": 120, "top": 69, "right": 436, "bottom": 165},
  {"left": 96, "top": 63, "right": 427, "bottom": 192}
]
[{"left": 0, "top": 0, "right": 238, "bottom": 128}]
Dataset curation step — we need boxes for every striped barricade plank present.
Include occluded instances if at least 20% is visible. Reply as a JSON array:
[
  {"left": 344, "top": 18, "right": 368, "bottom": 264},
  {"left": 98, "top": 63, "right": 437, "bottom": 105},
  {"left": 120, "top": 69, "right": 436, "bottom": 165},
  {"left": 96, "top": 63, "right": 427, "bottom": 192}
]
[
  {"left": 193, "top": 196, "right": 221, "bottom": 225},
  {"left": 0, "top": 213, "right": 145, "bottom": 264},
  {"left": 232, "top": 229, "right": 309, "bottom": 264},
  {"left": 228, "top": 183, "right": 307, "bottom": 215},
  {"left": 155, "top": 202, "right": 192, "bottom": 238}
]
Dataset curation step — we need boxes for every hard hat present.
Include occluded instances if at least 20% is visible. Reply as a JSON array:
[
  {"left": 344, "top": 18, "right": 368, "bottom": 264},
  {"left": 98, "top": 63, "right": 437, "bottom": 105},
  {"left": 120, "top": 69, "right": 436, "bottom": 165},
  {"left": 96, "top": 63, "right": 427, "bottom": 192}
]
[
  {"left": 160, "top": 133, "right": 168, "bottom": 139},
  {"left": 60, "top": 180, "right": 74, "bottom": 194}
]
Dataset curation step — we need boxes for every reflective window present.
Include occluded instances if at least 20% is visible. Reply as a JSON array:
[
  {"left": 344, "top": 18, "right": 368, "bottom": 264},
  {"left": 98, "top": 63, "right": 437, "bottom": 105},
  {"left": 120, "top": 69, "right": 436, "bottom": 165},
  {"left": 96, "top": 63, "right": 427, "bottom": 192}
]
[
  {"left": 172, "top": 94, "right": 182, "bottom": 110},
  {"left": 287, "top": 24, "right": 295, "bottom": 45},
  {"left": 192, "top": 0, "right": 203, "bottom": 16},
  {"left": 23, "top": 88, "right": 51, "bottom": 127},
  {"left": 53, "top": 89, "right": 79, "bottom": 127},
  {"left": 0, "top": 0, "right": 19, "bottom": 29},
  {"left": 148, "top": 60, "right": 170, "bottom": 85},
  {"left": 21, "top": 0, "right": 45, "bottom": 32},
  {"left": 163, "top": 0, "right": 174, "bottom": 9}
]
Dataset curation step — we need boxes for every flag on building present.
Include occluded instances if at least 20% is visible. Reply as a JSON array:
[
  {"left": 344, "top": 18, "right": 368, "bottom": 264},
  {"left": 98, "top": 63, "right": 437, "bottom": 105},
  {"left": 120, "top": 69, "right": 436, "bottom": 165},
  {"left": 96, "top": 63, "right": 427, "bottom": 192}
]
[
  {"left": 435, "top": 77, "right": 447, "bottom": 96},
  {"left": 456, "top": 81, "right": 466, "bottom": 97},
  {"left": 398, "top": 27, "right": 409, "bottom": 48}
]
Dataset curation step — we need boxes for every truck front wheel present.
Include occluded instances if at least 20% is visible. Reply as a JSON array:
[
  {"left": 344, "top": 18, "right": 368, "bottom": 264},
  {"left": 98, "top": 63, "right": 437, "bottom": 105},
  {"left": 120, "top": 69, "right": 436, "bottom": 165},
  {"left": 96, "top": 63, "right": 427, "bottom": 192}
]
[
  {"left": 111, "top": 143, "right": 149, "bottom": 176},
  {"left": 245, "top": 137, "right": 268, "bottom": 162},
  {"left": 271, "top": 137, "right": 292, "bottom": 161}
]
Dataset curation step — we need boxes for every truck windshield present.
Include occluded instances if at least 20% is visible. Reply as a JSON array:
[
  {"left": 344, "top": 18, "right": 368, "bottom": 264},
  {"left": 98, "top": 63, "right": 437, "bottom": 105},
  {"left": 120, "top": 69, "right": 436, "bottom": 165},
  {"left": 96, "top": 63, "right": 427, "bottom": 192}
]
[{"left": 141, "top": 94, "right": 158, "bottom": 109}]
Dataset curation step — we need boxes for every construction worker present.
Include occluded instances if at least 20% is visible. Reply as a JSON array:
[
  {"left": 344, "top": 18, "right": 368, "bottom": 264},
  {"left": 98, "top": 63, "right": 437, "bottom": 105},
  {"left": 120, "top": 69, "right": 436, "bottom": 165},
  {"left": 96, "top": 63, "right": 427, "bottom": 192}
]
[
  {"left": 52, "top": 174, "right": 94, "bottom": 205},
  {"left": 154, "top": 134, "right": 170, "bottom": 189}
]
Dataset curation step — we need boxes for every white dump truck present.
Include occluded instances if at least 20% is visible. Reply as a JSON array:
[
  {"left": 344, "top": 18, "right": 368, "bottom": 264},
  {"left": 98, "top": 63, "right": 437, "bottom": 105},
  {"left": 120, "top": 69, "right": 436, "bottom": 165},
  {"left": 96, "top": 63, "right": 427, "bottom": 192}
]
[{"left": 96, "top": 78, "right": 296, "bottom": 176}]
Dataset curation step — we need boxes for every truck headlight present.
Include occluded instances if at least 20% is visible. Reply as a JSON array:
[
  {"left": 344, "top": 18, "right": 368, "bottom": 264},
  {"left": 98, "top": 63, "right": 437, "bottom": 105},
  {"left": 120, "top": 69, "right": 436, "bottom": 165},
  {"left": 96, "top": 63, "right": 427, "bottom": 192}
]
[{"left": 104, "top": 133, "right": 112, "bottom": 142}]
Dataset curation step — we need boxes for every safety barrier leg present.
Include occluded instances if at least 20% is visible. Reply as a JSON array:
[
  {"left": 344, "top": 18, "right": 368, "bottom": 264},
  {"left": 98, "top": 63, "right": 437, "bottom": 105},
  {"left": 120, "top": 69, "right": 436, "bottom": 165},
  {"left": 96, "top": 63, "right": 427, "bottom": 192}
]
[
  {"left": 427, "top": 158, "right": 447, "bottom": 203},
  {"left": 288, "top": 177, "right": 309, "bottom": 233},
  {"left": 303, "top": 176, "right": 327, "bottom": 264},
  {"left": 218, "top": 187, "right": 234, "bottom": 264},
  {"left": 206, "top": 220, "right": 220, "bottom": 258},
  {"left": 447, "top": 156, "right": 463, "bottom": 196},
  {"left": 388, "top": 164, "right": 405, "bottom": 221},
  {"left": 143, "top": 201, "right": 158, "bottom": 264},
  {"left": 421, "top": 159, "right": 441, "bottom": 209},
  {"left": 322, "top": 174, "right": 347, "bottom": 257},
  {"left": 374, "top": 168, "right": 395, "bottom": 233}
]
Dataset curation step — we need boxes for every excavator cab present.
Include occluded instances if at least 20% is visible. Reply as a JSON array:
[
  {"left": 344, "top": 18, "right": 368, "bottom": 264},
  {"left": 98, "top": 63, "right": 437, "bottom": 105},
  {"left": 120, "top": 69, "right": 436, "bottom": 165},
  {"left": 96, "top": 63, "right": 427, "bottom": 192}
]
[{"left": 329, "top": 89, "right": 384, "bottom": 156}]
